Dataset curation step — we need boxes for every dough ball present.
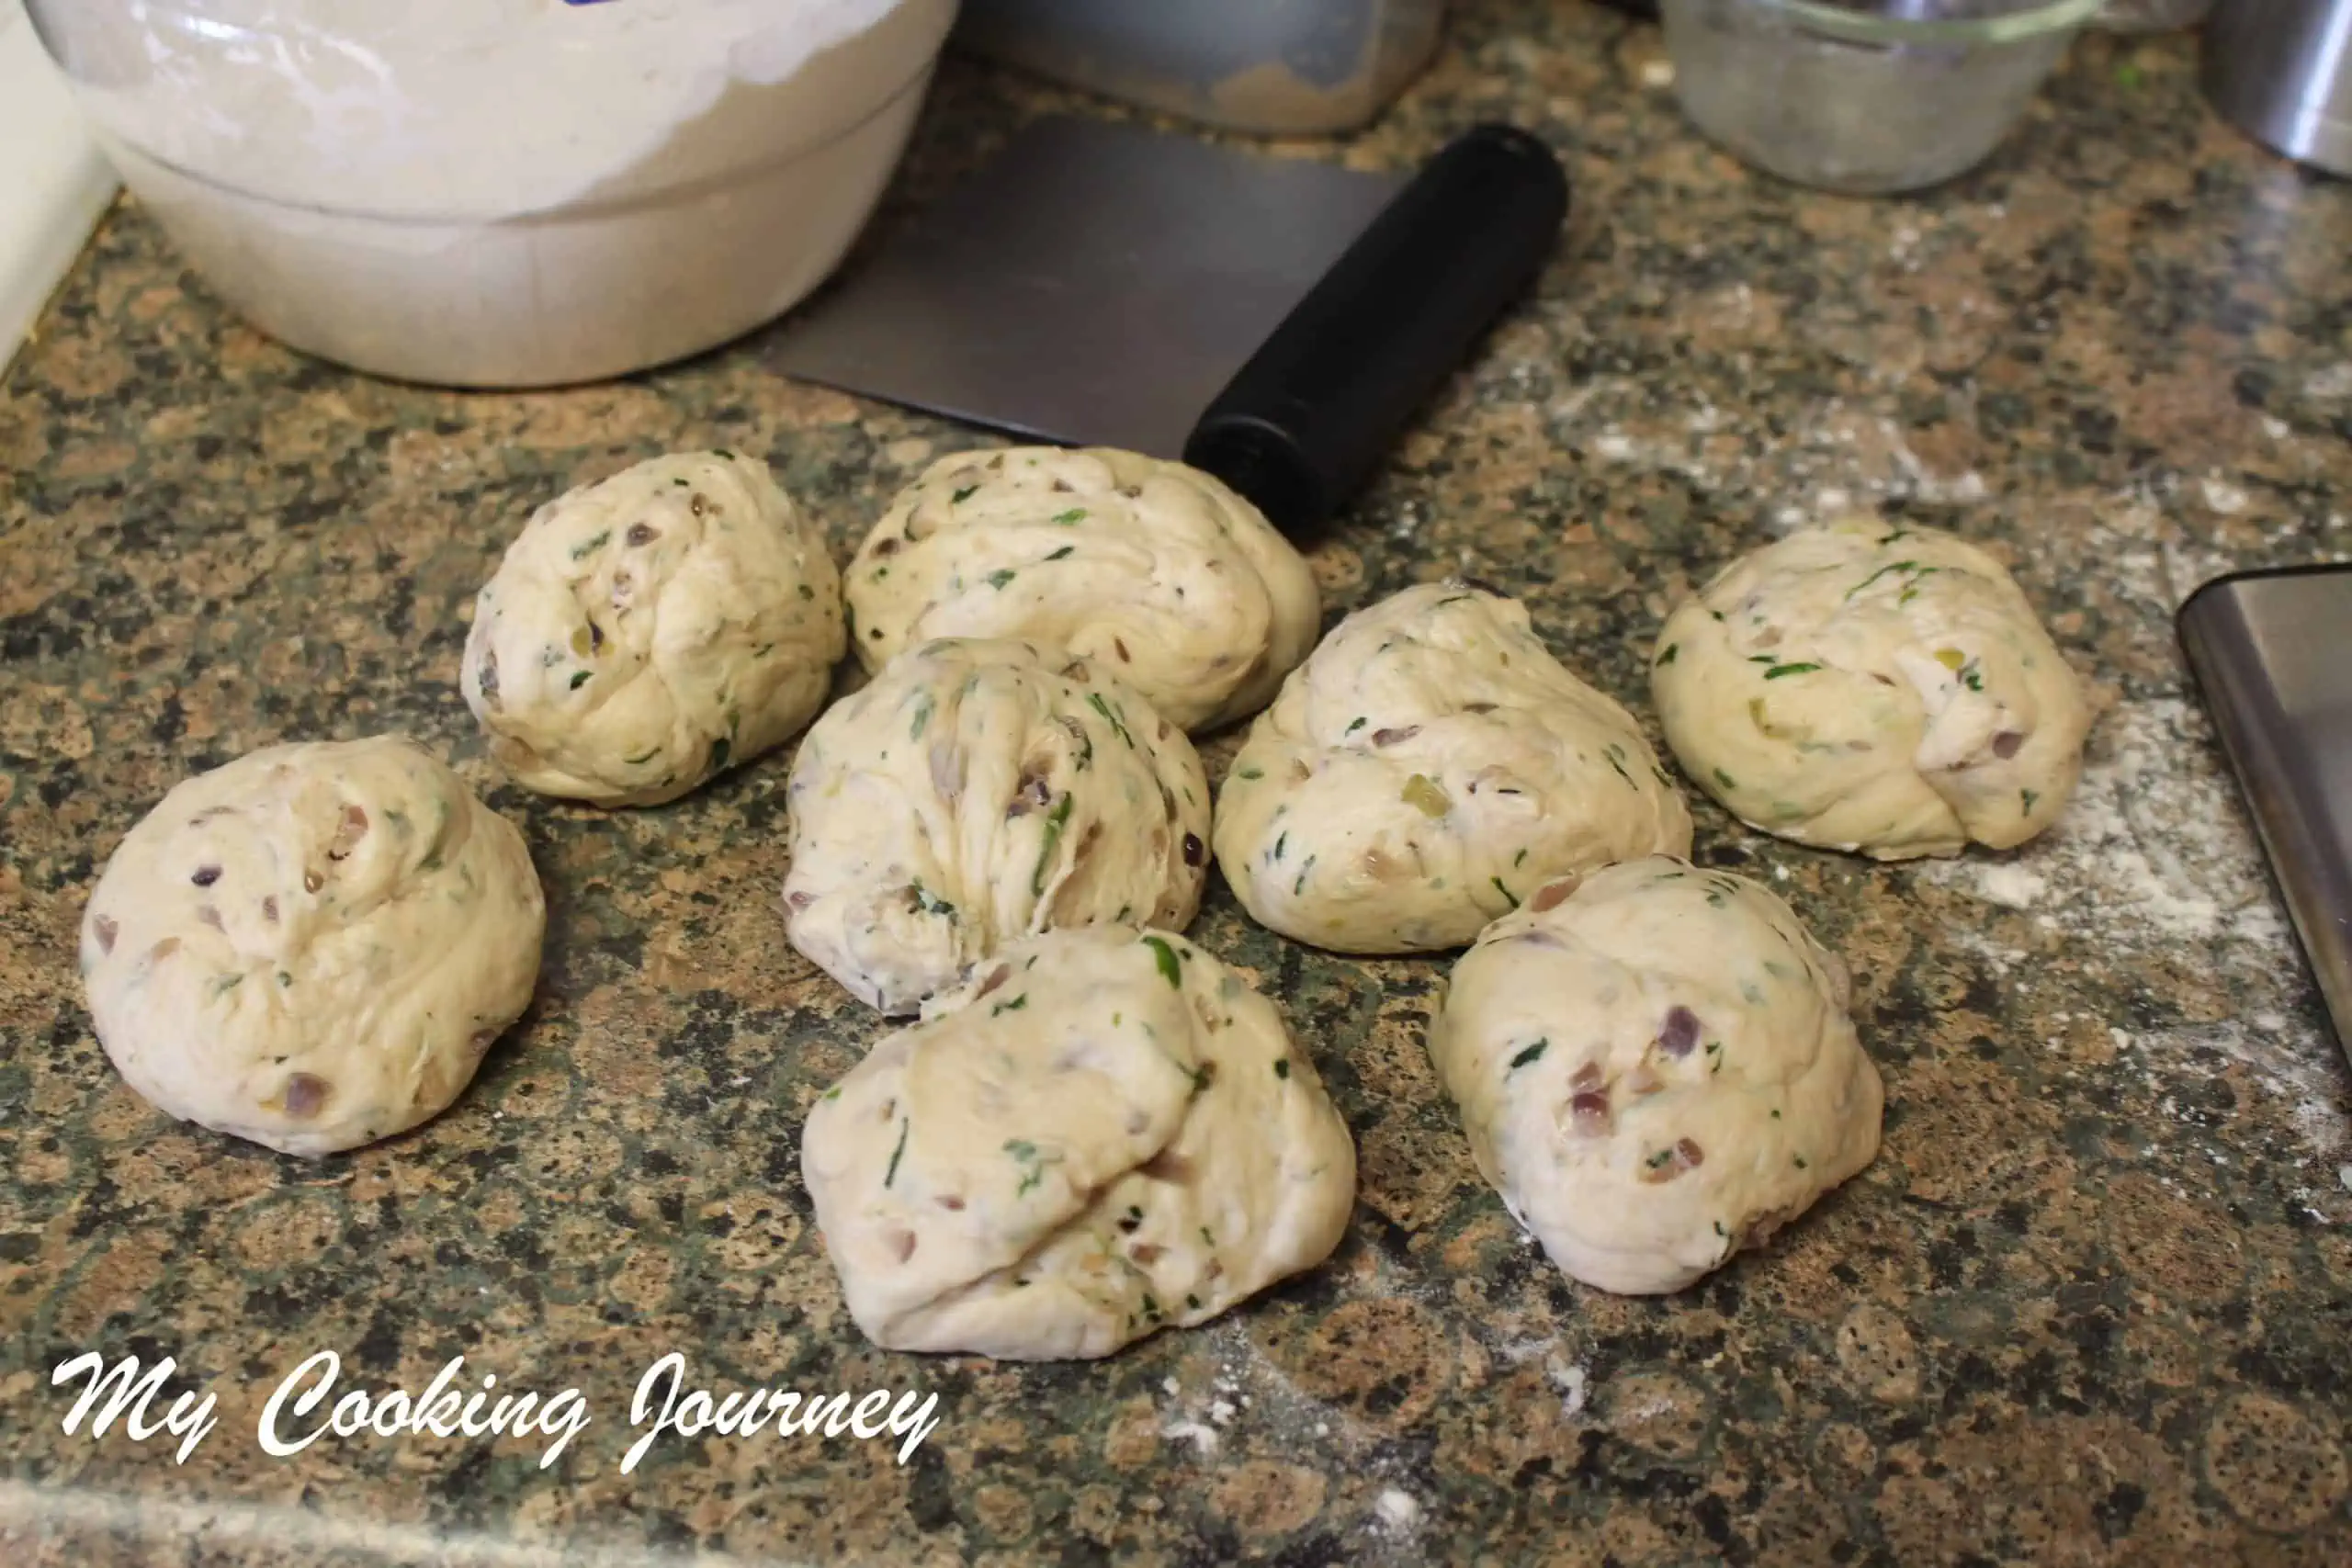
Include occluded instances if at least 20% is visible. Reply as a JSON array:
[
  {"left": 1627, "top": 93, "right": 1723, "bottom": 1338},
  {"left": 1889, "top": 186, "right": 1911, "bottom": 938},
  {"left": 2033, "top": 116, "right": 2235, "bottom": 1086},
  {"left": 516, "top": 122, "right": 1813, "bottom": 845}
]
[
  {"left": 802, "top": 924, "right": 1356, "bottom": 1359},
  {"left": 1214, "top": 581, "right": 1693, "bottom": 953},
  {"left": 844, "top": 446, "right": 1319, "bottom": 732},
  {"left": 1429, "top": 856, "right": 1882, "bottom": 1295},
  {"left": 1651, "top": 518, "right": 2089, "bottom": 859},
  {"left": 785, "top": 637, "right": 1211, "bottom": 1015},
  {"left": 78, "top": 737, "right": 545, "bottom": 1158},
  {"left": 462, "top": 450, "right": 844, "bottom": 807}
]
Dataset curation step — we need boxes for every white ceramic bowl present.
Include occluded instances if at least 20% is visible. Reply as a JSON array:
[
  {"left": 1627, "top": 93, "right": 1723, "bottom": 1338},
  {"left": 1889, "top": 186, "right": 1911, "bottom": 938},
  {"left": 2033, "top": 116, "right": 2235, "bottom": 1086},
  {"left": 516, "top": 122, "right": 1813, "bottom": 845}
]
[{"left": 31, "top": 0, "right": 959, "bottom": 387}]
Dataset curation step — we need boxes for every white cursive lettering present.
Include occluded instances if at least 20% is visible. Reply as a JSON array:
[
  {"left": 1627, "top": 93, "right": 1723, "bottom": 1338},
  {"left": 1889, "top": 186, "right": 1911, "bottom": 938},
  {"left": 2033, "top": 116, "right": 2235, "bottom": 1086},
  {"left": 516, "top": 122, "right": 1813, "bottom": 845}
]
[
  {"left": 624, "top": 1353, "right": 943, "bottom": 1472},
  {"left": 51, "top": 1353, "right": 219, "bottom": 1464}
]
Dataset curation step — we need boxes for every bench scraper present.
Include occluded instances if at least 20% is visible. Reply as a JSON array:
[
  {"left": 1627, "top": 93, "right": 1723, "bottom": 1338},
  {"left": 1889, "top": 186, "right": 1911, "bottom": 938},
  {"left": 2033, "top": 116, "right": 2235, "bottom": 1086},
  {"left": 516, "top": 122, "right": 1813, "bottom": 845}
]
[{"left": 767, "top": 115, "right": 1568, "bottom": 534}]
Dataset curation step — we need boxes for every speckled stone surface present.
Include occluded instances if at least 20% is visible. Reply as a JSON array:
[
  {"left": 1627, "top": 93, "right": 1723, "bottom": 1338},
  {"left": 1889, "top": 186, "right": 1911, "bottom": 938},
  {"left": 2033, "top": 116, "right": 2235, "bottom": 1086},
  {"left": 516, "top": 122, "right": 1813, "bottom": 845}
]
[{"left": 5, "top": 7, "right": 2351, "bottom": 1564}]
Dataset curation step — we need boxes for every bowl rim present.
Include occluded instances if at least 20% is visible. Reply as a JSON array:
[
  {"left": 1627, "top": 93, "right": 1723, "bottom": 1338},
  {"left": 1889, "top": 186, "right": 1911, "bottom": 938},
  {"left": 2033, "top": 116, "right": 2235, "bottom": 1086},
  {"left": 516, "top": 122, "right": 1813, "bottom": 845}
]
[{"left": 1712, "top": 0, "right": 2107, "bottom": 42}]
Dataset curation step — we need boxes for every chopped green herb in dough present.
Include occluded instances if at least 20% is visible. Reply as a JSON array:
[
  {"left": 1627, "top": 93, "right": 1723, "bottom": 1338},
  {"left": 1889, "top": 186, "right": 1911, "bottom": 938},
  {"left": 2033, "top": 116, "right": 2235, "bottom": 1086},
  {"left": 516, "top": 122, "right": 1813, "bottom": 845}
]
[
  {"left": 1005, "top": 1137, "right": 1059, "bottom": 1196},
  {"left": 1492, "top": 877, "right": 1519, "bottom": 908},
  {"left": 1510, "top": 1039, "right": 1547, "bottom": 1070},
  {"left": 1030, "top": 794, "right": 1075, "bottom": 897},
  {"left": 1273, "top": 1058, "right": 1291, "bottom": 1079},
  {"left": 987, "top": 569, "right": 1018, "bottom": 591},
  {"left": 1713, "top": 767, "right": 1737, "bottom": 791},
  {"left": 1141, "top": 935, "right": 1182, "bottom": 988},
  {"left": 991, "top": 993, "right": 1028, "bottom": 1017},
  {"left": 1053, "top": 508, "right": 1087, "bottom": 525},
  {"left": 2021, "top": 788, "right": 2041, "bottom": 815},
  {"left": 1045, "top": 546, "right": 1075, "bottom": 561},
  {"left": 570, "top": 530, "right": 611, "bottom": 560},
  {"left": 951, "top": 485, "right": 979, "bottom": 504},
  {"left": 1763, "top": 662, "right": 1822, "bottom": 680},
  {"left": 1657, "top": 643, "right": 1679, "bottom": 666},
  {"left": 1083, "top": 692, "right": 1136, "bottom": 749},
  {"left": 569, "top": 670, "right": 592, "bottom": 690},
  {"left": 884, "top": 1118, "right": 910, "bottom": 1188}
]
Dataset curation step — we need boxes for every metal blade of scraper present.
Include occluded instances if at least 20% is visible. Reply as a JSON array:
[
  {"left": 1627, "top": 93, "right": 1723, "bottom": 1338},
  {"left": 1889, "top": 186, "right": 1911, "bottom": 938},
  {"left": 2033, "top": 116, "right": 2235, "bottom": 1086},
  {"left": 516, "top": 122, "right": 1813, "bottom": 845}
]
[
  {"left": 765, "top": 115, "right": 1402, "bottom": 459},
  {"left": 2179, "top": 564, "right": 2352, "bottom": 1061}
]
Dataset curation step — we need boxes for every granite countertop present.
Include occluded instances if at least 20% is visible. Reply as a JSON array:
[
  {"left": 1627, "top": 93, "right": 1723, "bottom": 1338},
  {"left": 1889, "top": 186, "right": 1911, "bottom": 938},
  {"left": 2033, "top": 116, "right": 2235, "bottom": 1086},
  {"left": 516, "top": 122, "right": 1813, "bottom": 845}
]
[{"left": 5, "top": 6, "right": 2351, "bottom": 1564}]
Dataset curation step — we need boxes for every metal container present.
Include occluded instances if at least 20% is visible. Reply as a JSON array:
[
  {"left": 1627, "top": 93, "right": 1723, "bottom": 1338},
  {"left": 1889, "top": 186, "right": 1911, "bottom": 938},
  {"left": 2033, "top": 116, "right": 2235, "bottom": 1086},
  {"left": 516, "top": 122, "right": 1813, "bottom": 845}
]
[
  {"left": 2203, "top": 0, "right": 2352, "bottom": 175},
  {"left": 1659, "top": 0, "right": 2102, "bottom": 196},
  {"left": 954, "top": 0, "right": 1445, "bottom": 134}
]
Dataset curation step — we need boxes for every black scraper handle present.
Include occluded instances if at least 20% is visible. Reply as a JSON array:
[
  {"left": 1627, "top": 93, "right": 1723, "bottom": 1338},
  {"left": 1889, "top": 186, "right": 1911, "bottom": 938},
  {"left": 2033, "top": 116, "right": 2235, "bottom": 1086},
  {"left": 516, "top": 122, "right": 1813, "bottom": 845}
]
[{"left": 1182, "top": 123, "right": 1569, "bottom": 534}]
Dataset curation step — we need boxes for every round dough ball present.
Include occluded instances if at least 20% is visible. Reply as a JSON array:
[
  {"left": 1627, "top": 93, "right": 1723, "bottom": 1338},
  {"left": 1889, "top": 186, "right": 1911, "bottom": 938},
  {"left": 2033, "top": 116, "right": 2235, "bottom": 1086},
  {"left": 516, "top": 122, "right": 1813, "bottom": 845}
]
[
  {"left": 802, "top": 924, "right": 1356, "bottom": 1359},
  {"left": 1214, "top": 581, "right": 1693, "bottom": 953},
  {"left": 78, "top": 736, "right": 545, "bottom": 1158},
  {"left": 1429, "top": 856, "right": 1882, "bottom": 1295},
  {"left": 785, "top": 637, "right": 1211, "bottom": 1015},
  {"left": 844, "top": 446, "right": 1319, "bottom": 732},
  {"left": 462, "top": 450, "right": 844, "bottom": 807},
  {"left": 1651, "top": 519, "right": 2089, "bottom": 859}
]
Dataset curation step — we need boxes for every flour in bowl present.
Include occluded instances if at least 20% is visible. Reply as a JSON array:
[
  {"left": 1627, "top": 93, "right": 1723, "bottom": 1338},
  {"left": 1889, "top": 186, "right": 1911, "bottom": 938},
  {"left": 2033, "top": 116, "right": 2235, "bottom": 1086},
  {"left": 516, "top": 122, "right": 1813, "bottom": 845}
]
[{"left": 38, "top": 0, "right": 955, "bottom": 384}]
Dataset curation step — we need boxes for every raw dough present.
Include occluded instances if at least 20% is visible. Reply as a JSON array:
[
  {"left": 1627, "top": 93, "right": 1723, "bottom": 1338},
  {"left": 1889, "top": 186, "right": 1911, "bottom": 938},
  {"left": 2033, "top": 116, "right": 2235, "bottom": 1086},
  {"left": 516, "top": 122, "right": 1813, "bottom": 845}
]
[
  {"left": 1429, "top": 856, "right": 1883, "bottom": 1295},
  {"left": 1650, "top": 519, "right": 2089, "bottom": 859},
  {"left": 785, "top": 637, "right": 1211, "bottom": 1015},
  {"left": 843, "top": 446, "right": 1319, "bottom": 732},
  {"left": 78, "top": 736, "right": 546, "bottom": 1158},
  {"left": 462, "top": 450, "right": 843, "bottom": 807},
  {"left": 1214, "top": 581, "right": 1693, "bottom": 953},
  {"left": 801, "top": 924, "right": 1356, "bottom": 1358}
]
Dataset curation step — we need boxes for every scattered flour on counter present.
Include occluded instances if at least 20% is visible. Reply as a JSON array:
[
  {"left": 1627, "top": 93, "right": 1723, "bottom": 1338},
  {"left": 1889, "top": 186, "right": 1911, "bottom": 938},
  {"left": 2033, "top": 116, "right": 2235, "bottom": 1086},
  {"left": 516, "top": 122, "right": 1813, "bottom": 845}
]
[
  {"left": 1553, "top": 1359, "right": 1589, "bottom": 1417},
  {"left": 1374, "top": 1490, "right": 1421, "bottom": 1529},
  {"left": 1911, "top": 696, "right": 2349, "bottom": 1159},
  {"left": 2303, "top": 362, "right": 2352, "bottom": 400},
  {"left": 2200, "top": 476, "right": 2249, "bottom": 515},
  {"left": 1960, "top": 863, "right": 2047, "bottom": 910},
  {"left": 1918, "top": 697, "right": 2282, "bottom": 953},
  {"left": 2129, "top": 1021, "right": 2349, "bottom": 1165},
  {"left": 1161, "top": 1419, "right": 1218, "bottom": 1457}
]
